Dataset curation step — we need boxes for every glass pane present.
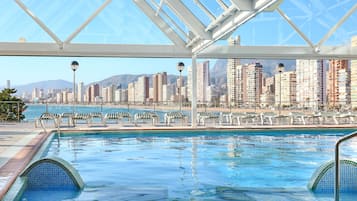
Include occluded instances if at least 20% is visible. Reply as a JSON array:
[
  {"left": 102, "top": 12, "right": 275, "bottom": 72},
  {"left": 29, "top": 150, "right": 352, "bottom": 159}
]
[
  {"left": 228, "top": 0, "right": 357, "bottom": 46},
  {"left": 0, "top": 0, "right": 53, "bottom": 42}
]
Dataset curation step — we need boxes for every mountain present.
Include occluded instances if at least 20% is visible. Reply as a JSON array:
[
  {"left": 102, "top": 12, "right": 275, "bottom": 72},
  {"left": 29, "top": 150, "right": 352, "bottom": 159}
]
[
  {"left": 210, "top": 59, "right": 227, "bottom": 87},
  {"left": 14, "top": 79, "right": 72, "bottom": 95},
  {"left": 88, "top": 74, "right": 151, "bottom": 88},
  {"left": 246, "top": 59, "right": 296, "bottom": 76}
]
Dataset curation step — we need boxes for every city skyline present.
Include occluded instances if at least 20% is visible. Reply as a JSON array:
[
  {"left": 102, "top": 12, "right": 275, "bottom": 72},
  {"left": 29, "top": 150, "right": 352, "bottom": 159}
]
[{"left": 22, "top": 53, "right": 357, "bottom": 111}]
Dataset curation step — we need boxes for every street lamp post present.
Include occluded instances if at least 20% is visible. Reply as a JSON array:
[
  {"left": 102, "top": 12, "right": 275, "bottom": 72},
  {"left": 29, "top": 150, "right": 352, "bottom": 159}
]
[
  {"left": 71, "top": 61, "right": 79, "bottom": 113},
  {"left": 277, "top": 63, "right": 284, "bottom": 116},
  {"left": 177, "top": 62, "right": 185, "bottom": 112}
]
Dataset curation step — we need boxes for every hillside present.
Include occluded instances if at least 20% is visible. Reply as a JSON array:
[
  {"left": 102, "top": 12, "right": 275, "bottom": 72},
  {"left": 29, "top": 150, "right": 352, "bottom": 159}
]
[{"left": 14, "top": 79, "right": 72, "bottom": 95}]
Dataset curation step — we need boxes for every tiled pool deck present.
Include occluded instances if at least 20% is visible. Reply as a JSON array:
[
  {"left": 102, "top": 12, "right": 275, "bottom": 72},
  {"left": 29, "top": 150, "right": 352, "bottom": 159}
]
[{"left": 1, "top": 122, "right": 357, "bottom": 199}]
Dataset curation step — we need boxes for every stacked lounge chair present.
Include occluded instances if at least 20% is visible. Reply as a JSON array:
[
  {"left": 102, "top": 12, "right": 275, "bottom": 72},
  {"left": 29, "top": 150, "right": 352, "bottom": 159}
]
[
  {"left": 72, "top": 113, "right": 91, "bottom": 126},
  {"left": 103, "top": 112, "right": 132, "bottom": 126},
  {"left": 164, "top": 112, "right": 187, "bottom": 126},
  {"left": 134, "top": 112, "right": 159, "bottom": 126},
  {"left": 197, "top": 112, "right": 220, "bottom": 126},
  {"left": 59, "top": 112, "right": 75, "bottom": 127},
  {"left": 289, "top": 112, "right": 306, "bottom": 125}
]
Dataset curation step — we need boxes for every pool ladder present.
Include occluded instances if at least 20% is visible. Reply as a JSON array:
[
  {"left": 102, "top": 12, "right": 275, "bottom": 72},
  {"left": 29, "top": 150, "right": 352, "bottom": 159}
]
[{"left": 334, "top": 131, "right": 357, "bottom": 201}]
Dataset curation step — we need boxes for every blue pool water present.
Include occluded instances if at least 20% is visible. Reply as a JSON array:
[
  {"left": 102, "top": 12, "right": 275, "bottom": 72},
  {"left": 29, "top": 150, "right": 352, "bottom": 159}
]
[{"left": 20, "top": 129, "right": 357, "bottom": 200}]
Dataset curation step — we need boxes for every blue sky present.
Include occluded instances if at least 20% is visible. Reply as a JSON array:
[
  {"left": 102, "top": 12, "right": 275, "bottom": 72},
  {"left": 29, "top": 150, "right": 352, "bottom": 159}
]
[{"left": 0, "top": 0, "right": 356, "bottom": 86}]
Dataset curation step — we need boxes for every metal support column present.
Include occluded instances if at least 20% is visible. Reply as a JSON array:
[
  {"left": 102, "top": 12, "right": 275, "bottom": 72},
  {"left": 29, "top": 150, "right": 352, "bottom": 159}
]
[{"left": 191, "top": 55, "right": 197, "bottom": 127}]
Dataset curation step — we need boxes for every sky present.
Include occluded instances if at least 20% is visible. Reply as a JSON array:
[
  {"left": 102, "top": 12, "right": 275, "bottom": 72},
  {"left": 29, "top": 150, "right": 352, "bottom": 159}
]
[{"left": 0, "top": 0, "right": 356, "bottom": 86}]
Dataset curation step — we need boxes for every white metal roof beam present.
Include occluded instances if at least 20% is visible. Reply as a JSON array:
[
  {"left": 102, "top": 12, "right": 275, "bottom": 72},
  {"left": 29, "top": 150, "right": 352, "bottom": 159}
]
[
  {"left": 193, "top": 0, "right": 278, "bottom": 53},
  {"left": 216, "top": 0, "right": 229, "bottom": 10},
  {"left": 14, "top": 0, "right": 63, "bottom": 47},
  {"left": 230, "top": 0, "right": 254, "bottom": 11},
  {"left": 65, "top": 0, "right": 112, "bottom": 44},
  {"left": 165, "top": 0, "right": 211, "bottom": 40},
  {"left": 155, "top": 0, "right": 164, "bottom": 16},
  {"left": 276, "top": 8, "right": 314, "bottom": 49},
  {"left": 0, "top": 43, "right": 192, "bottom": 58},
  {"left": 150, "top": 0, "right": 192, "bottom": 41},
  {"left": 1, "top": 42, "right": 356, "bottom": 59},
  {"left": 317, "top": 3, "right": 357, "bottom": 47},
  {"left": 199, "top": 45, "right": 357, "bottom": 59},
  {"left": 205, "top": 6, "right": 236, "bottom": 31},
  {"left": 133, "top": 0, "right": 187, "bottom": 47}
]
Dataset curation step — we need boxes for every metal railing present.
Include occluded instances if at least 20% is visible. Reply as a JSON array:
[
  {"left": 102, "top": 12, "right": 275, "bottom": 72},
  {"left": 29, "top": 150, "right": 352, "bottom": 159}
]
[{"left": 334, "top": 131, "right": 357, "bottom": 201}]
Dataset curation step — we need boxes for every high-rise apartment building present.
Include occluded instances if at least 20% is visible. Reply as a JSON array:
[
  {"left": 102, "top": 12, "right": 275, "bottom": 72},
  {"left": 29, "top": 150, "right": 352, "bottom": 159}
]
[
  {"left": 328, "top": 59, "right": 350, "bottom": 107},
  {"left": 187, "top": 67, "right": 192, "bottom": 101},
  {"left": 226, "top": 36, "right": 240, "bottom": 106},
  {"left": 135, "top": 76, "right": 149, "bottom": 103},
  {"left": 152, "top": 72, "right": 167, "bottom": 103},
  {"left": 32, "top": 88, "right": 39, "bottom": 102},
  {"left": 275, "top": 71, "right": 296, "bottom": 107},
  {"left": 187, "top": 61, "right": 210, "bottom": 102},
  {"left": 245, "top": 63, "right": 263, "bottom": 106},
  {"left": 87, "top": 84, "right": 100, "bottom": 103},
  {"left": 102, "top": 85, "right": 115, "bottom": 103},
  {"left": 296, "top": 60, "right": 326, "bottom": 109},
  {"left": 163, "top": 84, "right": 175, "bottom": 103},
  {"left": 128, "top": 82, "right": 135, "bottom": 103},
  {"left": 77, "top": 82, "right": 84, "bottom": 103},
  {"left": 351, "top": 36, "right": 357, "bottom": 108},
  {"left": 114, "top": 87, "right": 128, "bottom": 103},
  {"left": 261, "top": 76, "right": 275, "bottom": 107},
  {"left": 62, "top": 91, "right": 69, "bottom": 104},
  {"left": 56, "top": 92, "right": 62, "bottom": 104}
]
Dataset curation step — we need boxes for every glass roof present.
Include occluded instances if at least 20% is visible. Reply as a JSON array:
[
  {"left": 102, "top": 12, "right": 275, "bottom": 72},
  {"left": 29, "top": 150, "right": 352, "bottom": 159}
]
[{"left": 0, "top": 0, "right": 356, "bottom": 58}]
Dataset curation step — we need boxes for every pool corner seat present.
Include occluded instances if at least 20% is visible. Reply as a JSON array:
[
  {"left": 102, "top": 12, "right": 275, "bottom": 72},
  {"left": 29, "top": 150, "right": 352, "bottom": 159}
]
[
  {"left": 20, "top": 157, "right": 84, "bottom": 190},
  {"left": 308, "top": 159, "right": 357, "bottom": 193}
]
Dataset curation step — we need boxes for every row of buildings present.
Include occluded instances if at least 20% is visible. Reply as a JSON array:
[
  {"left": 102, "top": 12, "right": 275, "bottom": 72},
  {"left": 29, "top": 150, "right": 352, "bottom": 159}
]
[
  {"left": 226, "top": 36, "right": 357, "bottom": 110},
  {"left": 30, "top": 61, "right": 213, "bottom": 106},
  {"left": 28, "top": 36, "right": 357, "bottom": 111}
]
